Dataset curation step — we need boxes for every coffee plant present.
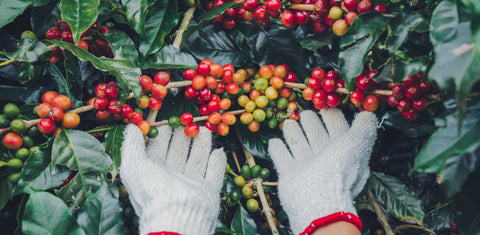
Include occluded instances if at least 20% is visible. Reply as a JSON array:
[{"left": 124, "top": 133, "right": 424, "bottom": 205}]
[{"left": 0, "top": 0, "right": 479, "bottom": 234}]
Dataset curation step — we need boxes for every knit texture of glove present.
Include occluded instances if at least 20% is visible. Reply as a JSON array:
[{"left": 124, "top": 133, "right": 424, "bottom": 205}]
[
  {"left": 120, "top": 125, "right": 226, "bottom": 235},
  {"left": 268, "top": 109, "right": 377, "bottom": 234}
]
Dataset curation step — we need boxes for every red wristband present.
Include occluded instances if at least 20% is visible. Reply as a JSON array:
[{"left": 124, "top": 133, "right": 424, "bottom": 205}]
[
  {"left": 299, "top": 212, "right": 363, "bottom": 235},
  {"left": 148, "top": 232, "right": 182, "bottom": 235}
]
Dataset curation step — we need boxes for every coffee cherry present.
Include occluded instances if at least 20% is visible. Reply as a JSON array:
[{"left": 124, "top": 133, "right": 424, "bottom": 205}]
[
  {"left": 3, "top": 132, "right": 23, "bottom": 150},
  {"left": 100, "top": 26, "right": 110, "bottom": 34},
  {"left": 199, "top": 105, "right": 209, "bottom": 116},
  {"left": 345, "top": 12, "right": 358, "bottom": 26},
  {"left": 15, "top": 148, "right": 30, "bottom": 160},
  {"left": 254, "top": 78, "right": 269, "bottom": 91},
  {"left": 137, "top": 75, "right": 153, "bottom": 92},
  {"left": 326, "top": 93, "right": 341, "bottom": 107},
  {"left": 419, "top": 82, "right": 433, "bottom": 94},
  {"left": 387, "top": 96, "right": 398, "bottom": 107},
  {"left": 96, "top": 110, "right": 111, "bottom": 121},
  {"left": 226, "top": 83, "right": 240, "bottom": 95},
  {"left": 219, "top": 98, "right": 232, "bottom": 110},
  {"left": 312, "top": 90, "right": 327, "bottom": 105},
  {"left": 153, "top": 71, "right": 170, "bottom": 86},
  {"left": 254, "top": 6, "right": 268, "bottom": 19},
  {"left": 322, "top": 78, "right": 336, "bottom": 93},
  {"left": 197, "top": 63, "right": 210, "bottom": 77},
  {"left": 61, "top": 31, "right": 73, "bottom": 43},
  {"left": 412, "top": 98, "right": 428, "bottom": 111},
  {"left": 94, "top": 97, "right": 109, "bottom": 110},
  {"left": 244, "top": 0, "right": 258, "bottom": 11},
  {"left": 42, "top": 91, "right": 59, "bottom": 104},
  {"left": 314, "top": 0, "right": 329, "bottom": 15},
  {"left": 402, "top": 109, "right": 418, "bottom": 121},
  {"left": 281, "top": 10, "right": 296, "bottom": 28},
  {"left": 357, "top": 0, "right": 372, "bottom": 14},
  {"left": 46, "top": 27, "right": 61, "bottom": 40},
  {"left": 105, "top": 82, "right": 119, "bottom": 100},
  {"left": 403, "top": 75, "right": 420, "bottom": 86},
  {"left": 208, "top": 112, "right": 222, "bottom": 125},
  {"left": 224, "top": 8, "right": 237, "bottom": 19},
  {"left": 241, "top": 165, "right": 251, "bottom": 180},
  {"left": 95, "top": 84, "right": 107, "bottom": 97},
  {"left": 311, "top": 68, "right": 326, "bottom": 80},
  {"left": 230, "top": 190, "right": 240, "bottom": 202},
  {"left": 121, "top": 105, "right": 133, "bottom": 118},
  {"left": 344, "top": 0, "right": 358, "bottom": 11},
  {"left": 184, "top": 86, "right": 197, "bottom": 100},
  {"left": 313, "top": 22, "right": 329, "bottom": 33},
  {"left": 52, "top": 95, "right": 72, "bottom": 111},
  {"left": 329, "top": 6, "right": 343, "bottom": 20},
  {"left": 308, "top": 77, "right": 322, "bottom": 90},
  {"left": 204, "top": 121, "right": 216, "bottom": 133},
  {"left": 216, "top": 122, "right": 229, "bottom": 136},
  {"left": 242, "top": 185, "right": 254, "bottom": 199},
  {"left": 397, "top": 99, "right": 411, "bottom": 112},
  {"left": 167, "top": 116, "right": 180, "bottom": 128},
  {"left": 78, "top": 40, "right": 88, "bottom": 50},
  {"left": 246, "top": 198, "right": 259, "bottom": 212},
  {"left": 222, "top": 113, "right": 236, "bottom": 125},
  {"left": 48, "top": 106, "right": 65, "bottom": 122},
  {"left": 232, "top": 72, "right": 245, "bottom": 85},
  {"left": 374, "top": 4, "right": 388, "bottom": 13},
  {"left": 405, "top": 86, "right": 421, "bottom": 100},
  {"left": 356, "top": 76, "right": 370, "bottom": 91},
  {"left": 259, "top": 168, "right": 270, "bottom": 179},
  {"left": 62, "top": 112, "right": 80, "bottom": 129},
  {"left": 152, "top": 84, "right": 168, "bottom": 99},
  {"left": 392, "top": 84, "right": 405, "bottom": 98},
  {"left": 38, "top": 118, "right": 56, "bottom": 135},
  {"left": 240, "top": 112, "right": 254, "bottom": 124},
  {"left": 183, "top": 69, "right": 196, "bottom": 80},
  {"left": 233, "top": 175, "right": 246, "bottom": 187},
  {"left": 180, "top": 113, "right": 194, "bottom": 125},
  {"left": 107, "top": 100, "right": 121, "bottom": 114},
  {"left": 129, "top": 112, "right": 143, "bottom": 125},
  {"left": 302, "top": 87, "right": 314, "bottom": 101},
  {"left": 36, "top": 103, "right": 51, "bottom": 118},
  {"left": 248, "top": 121, "right": 260, "bottom": 132},
  {"left": 9, "top": 119, "right": 25, "bottom": 134},
  {"left": 184, "top": 123, "right": 199, "bottom": 137},
  {"left": 137, "top": 120, "right": 151, "bottom": 135},
  {"left": 285, "top": 72, "right": 297, "bottom": 83},
  {"left": 363, "top": 95, "right": 379, "bottom": 112}
]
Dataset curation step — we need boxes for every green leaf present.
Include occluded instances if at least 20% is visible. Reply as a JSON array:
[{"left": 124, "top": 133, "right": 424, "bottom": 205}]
[
  {"left": 235, "top": 124, "right": 280, "bottom": 160},
  {"left": 59, "top": 0, "right": 100, "bottom": 45},
  {"left": 104, "top": 30, "right": 139, "bottom": 66},
  {"left": 31, "top": 0, "right": 61, "bottom": 37},
  {"left": 0, "top": 177, "right": 12, "bottom": 210},
  {"left": 231, "top": 205, "right": 257, "bottom": 234},
  {"left": 51, "top": 129, "right": 112, "bottom": 211},
  {"left": 368, "top": 172, "right": 425, "bottom": 225},
  {"left": 382, "top": 110, "right": 436, "bottom": 138},
  {"left": 15, "top": 148, "right": 70, "bottom": 195},
  {"left": 413, "top": 101, "right": 480, "bottom": 173},
  {"left": 376, "top": 55, "right": 430, "bottom": 83},
  {"left": 5, "top": 38, "right": 50, "bottom": 62},
  {"left": 437, "top": 149, "right": 478, "bottom": 197},
  {"left": 230, "top": 20, "right": 310, "bottom": 78},
  {"left": 45, "top": 63, "right": 75, "bottom": 101},
  {"left": 142, "top": 45, "right": 197, "bottom": 70},
  {"left": 429, "top": 0, "right": 459, "bottom": 44},
  {"left": 339, "top": 12, "right": 387, "bottom": 90},
  {"left": 103, "top": 125, "right": 125, "bottom": 180},
  {"left": 181, "top": 2, "right": 242, "bottom": 46},
  {"left": 386, "top": 12, "right": 425, "bottom": 54},
  {"left": 0, "top": 0, "right": 36, "bottom": 28},
  {"left": 63, "top": 51, "right": 84, "bottom": 103},
  {"left": 121, "top": 0, "right": 148, "bottom": 38},
  {"left": 22, "top": 191, "right": 86, "bottom": 235},
  {"left": 77, "top": 179, "right": 123, "bottom": 235},
  {"left": 138, "top": 0, "right": 178, "bottom": 57},
  {"left": 185, "top": 23, "right": 249, "bottom": 68},
  {"left": 156, "top": 92, "right": 200, "bottom": 120},
  {"left": 50, "top": 40, "right": 142, "bottom": 100},
  {"left": 455, "top": 169, "right": 480, "bottom": 234}
]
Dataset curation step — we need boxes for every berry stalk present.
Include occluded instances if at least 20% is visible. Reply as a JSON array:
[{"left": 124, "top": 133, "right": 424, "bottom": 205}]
[{"left": 150, "top": 110, "right": 246, "bottom": 127}]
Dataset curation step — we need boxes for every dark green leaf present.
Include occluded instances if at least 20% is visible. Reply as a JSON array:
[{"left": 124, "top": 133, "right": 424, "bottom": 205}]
[
  {"left": 294, "top": 25, "right": 333, "bottom": 51},
  {"left": 430, "top": 0, "right": 458, "bottom": 44},
  {"left": 45, "top": 63, "right": 75, "bottom": 100},
  {"left": 59, "top": 0, "right": 100, "bottom": 45},
  {"left": 156, "top": 92, "right": 200, "bottom": 121},
  {"left": 22, "top": 191, "right": 86, "bottom": 235},
  {"left": 231, "top": 205, "right": 257, "bottom": 234},
  {"left": 50, "top": 40, "right": 142, "bottom": 100},
  {"left": 386, "top": 12, "right": 425, "bottom": 54},
  {"left": 138, "top": 0, "right": 178, "bottom": 57},
  {"left": 142, "top": 45, "right": 197, "bottom": 70},
  {"left": 15, "top": 148, "right": 70, "bottom": 195},
  {"left": 0, "top": 84, "right": 54, "bottom": 103},
  {"left": 455, "top": 169, "right": 480, "bottom": 234},
  {"left": 103, "top": 125, "right": 125, "bottom": 179},
  {"left": 382, "top": 110, "right": 436, "bottom": 138},
  {"left": 181, "top": 2, "right": 242, "bottom": 46},
  {"left": 104, "top": 30, "right": 139, "bottom": 66},
  {"left": 368, "top": 172, "right": 425, "bottom": 225},
  {"left": 31, "top": 0, "right": 61, "bottom": 36},
  {"left": 0, "top": 178, "right": 12, "bottom": 210},
  {"left": 185, "top": 23, "right": 249, "bottom": 68},
  {"left": 215, "top": 221, "right": 238, "bottom": 234},
  {"left": 51, "top": 129, "right": 112, "bottom": 211},
  {"left": 0, "top": 0, "right": 36, "bottom": 28},
  {"left": 437, "top": 148, "right": 479, "bottom": 197},
  {"left": 376, "top": 55, "right": 430, "bottom": 83},
  {"left": 77, "top": 179, "right": 123, "bottom": 235},
  {"left": 235, "top": 124, "right": 280, "bottom": 160},
  {"left": 413, "top": 101, "right": 480, "bottom": 173},
  {"left": 5, "top": 38, "right": 50, "bottom": 62},
  {"left": 230, "top": 20, "right": 310, "bottom": 78},
  {"left": 63, "top": 51, "right": 84, "bottom": 103},
  {"left": 121, "top": 0, "right": 148, "bottom": 38},
  {"left": 339, "top": 12, "right": 387, "bottom": 90}
]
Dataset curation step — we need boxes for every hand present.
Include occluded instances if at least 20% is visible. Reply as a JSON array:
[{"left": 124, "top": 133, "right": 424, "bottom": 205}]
[
  {"left": 120, "top": 125, "right": 226, "bottom": 235},
  {"left": 268, "top": 109, "right": 377, "bottom": 234}
]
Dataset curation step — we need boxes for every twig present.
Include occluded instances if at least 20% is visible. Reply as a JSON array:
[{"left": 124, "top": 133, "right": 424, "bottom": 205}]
[
  {"left": 287, "top": 4, "right": 315, "bottom": 11},
  {"left": 392, "top": 224, "right": 436, "bottom": 235},
  {"left": 367, "top": 190, "right": 394, "bottom": 235},
  {"left": 232, "top": 152, "right": 242, "bottom": 173},
  {"left": 262, "top": 182, "right": 278, "bottom": 186},
  {"left": 283, "top": 82, "right": 393, "bottom": 96},
  {"left": 0, "top": 59, "right": 16, "bottom": 67},
  {"left": 149, "top": 110, "right": 245, "bottom": 127},
  {"left": 173, "top": 7, "right": 196, "bottom": 48}
]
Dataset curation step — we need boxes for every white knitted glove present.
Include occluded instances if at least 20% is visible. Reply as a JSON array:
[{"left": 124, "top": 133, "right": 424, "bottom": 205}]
[
  {"left": 268, "top": 108, "right": 377, "bottom": 234},
  {"left": 120, "top": 124, "right": 226, "bottom": 235}
]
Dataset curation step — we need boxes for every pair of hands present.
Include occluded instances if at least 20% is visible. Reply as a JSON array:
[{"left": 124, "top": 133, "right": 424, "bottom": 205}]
[{"left": 120, "top": 108, "right": 377, "bottom": 235}]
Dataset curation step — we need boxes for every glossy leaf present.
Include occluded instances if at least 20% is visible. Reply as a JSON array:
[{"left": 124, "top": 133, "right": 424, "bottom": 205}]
[
  {"left": 5, "top": 38, "right": 50, "bottom": 62},
  {"left": 339, "top": 12, "right": 387, "bottom": 90},
  {"left": 77, "top": 179, "right": 123, "bottom": 235},
  {"left": 121, "top": 0, "right": 148, "bottom": 38},
  {"left": 51, "top": 129, "right": 112, "bottom": 211},
  {"left": 0, "top": 178, "right": 12, "bottom": 210},
  {"left": 45, "top": 63, "right": 75, "bottom": 102},
  {"left": 138, "top": 0, "right": 178, "bottom": 57},
  {"left": 22, "top": 191, "right": 86, "bottom": 235},
  {"left": 15, "top": 148, "right": 70, "bottom": 195},
  {"left": 50, "top": 40, "right": 142, "bottom": 100},
  {"left": 376, "top": 55, "right": 430, "bottom": 83},
  {"left": 103, "top": 125, "right": 125, "bottom": 179},
  {"left": 142, "top": 45, "right": 197, "bottom": 70},
  {"left": 429, "top": 0, "right": 458, "bottom": 44},
  {"left": 386, "top": 12, "right": 425, "bottom": 53},
  {"left": 156, "top": 92, "right": 200, "bottom": 121},
  {"left": 181, "top": 2, "right": 242, "bottom": 46},
  {"left": 0, "top": 0, "right": 36, "bottom": 28},
  {"left": 59, "top": 0, "right": 99, "bottom": 45},
  {"left": 437, "top": 149, "right": 478, "bottom": 197},
  {"left": 413, "top": 101, "right": 480, "bottom": 173},
  {"left": 31, "top": 0, "right": 61, "bottom": 36},
  {"left": 382, "top": 110, "right": 436, "bottom": 138},
  {"left": 185, "top": 23, "right": 249, "bottom": 68},
  {"left": 235, "top": 124, "right": 280, "bottom": 160},
  {"left": 368, "top": 171, "right": 425, "bottom": 225},
  {"left": 104, "top": 30, "right": 139, "bottom": 66},
  {"left": 231, "top": 205, "right": 257, "bottom": 234},
  {"left": 455, "top": 169, "right": 480, "bottom": 234}
]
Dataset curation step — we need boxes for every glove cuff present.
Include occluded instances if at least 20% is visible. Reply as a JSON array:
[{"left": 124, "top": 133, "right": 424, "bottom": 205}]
[
  {"left": 299, "top": 212, "right": 362, "bottom": 235},
  {"left": 139, "top": 197, "right": 219, "bottom": 235}
]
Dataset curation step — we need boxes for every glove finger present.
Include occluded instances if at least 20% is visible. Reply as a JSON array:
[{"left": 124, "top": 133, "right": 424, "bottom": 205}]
[
  {"left": 299, "top": 110, "right": 330, "bottom": 154},
  {"left": 319, "top": 108, "right": 349, "bottom": 140},
  {"left": 146, "top": 125, "right": 172, "bottom": 166},
  {"left": 282, "top": 119, "right": 313, "bottom": 160},
  {"left": 185, "top": 127, "right": 212, "bottom": 178},
  {"left": 348, "top": 112, "right": 377, "bottom": 153},
  {"left": 268, "top": 138, "right": 294, "bottom": 175},
  {"left": 204, "top": 148, "right": 227, "bottom": 192},
  {"left": 166, "top": 127, "right": 191, "bottom": 173}
]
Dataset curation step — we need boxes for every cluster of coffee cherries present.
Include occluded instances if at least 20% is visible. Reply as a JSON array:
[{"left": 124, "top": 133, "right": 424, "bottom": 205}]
[
  {"left": 281, "top": 0, "right": 388, "bottom": 36},
  {"left": 387, "top": 72, "right": 438, "bottom": 121},
  {"left": 89, "top": 81, "right": 155, "bottom": 137},
  {"left": 302, "top": 68, "right": 349, "bottom": 110},
  {"left": 35, "top": 91, "right": 80, "bottom": 135},
  {"left": 0, "top": 103, "right": 44, "bottom": 183},
  {"left": 46, "top": 19, "right": 113, "bottom": 63},
  {"left": 226, "top": 163, "right": 271, "bottom": 213},
  {"left": 348, "top": 70, "right": 382, "bottom": 112}
]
